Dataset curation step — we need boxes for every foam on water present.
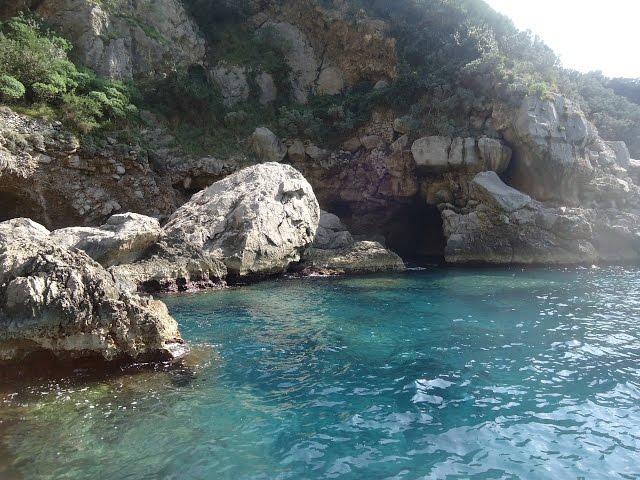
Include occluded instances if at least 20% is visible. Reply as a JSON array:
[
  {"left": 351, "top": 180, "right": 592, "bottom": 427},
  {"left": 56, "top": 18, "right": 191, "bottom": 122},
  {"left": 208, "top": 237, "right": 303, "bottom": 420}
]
[{"left": 1, "top": 267, "right": 639, "bottom": 479}]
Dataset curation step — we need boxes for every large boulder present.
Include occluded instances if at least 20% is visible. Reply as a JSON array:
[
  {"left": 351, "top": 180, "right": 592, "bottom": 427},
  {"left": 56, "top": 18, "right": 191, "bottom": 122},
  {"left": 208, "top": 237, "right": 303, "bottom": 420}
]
[
  {"left": 0, "top": 219, "right": 183, "bottom": 364},
  {"left": 248, "top": 127, "right": 287, "bottom": 163},
  {"left": 51, "top": 213, "right": 161, "bottom": 267},
  {"left": 163, "top": 162, "right": 320, "bottom": 276}
]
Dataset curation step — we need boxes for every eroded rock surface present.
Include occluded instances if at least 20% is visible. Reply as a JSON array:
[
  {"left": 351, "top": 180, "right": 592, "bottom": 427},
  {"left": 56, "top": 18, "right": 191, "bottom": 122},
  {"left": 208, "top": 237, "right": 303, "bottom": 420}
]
[
  {"left": 163, "top": 162, "right": 320, "bottom": 276},
  {"left": 35, "top": 0, "right": 205, "bottom": 81},
  {"left": 51, "top": 213, "right": 161, "bottom": 267},
  {"left": 0, "top": 219, "right": 183, "bottom": 364}
]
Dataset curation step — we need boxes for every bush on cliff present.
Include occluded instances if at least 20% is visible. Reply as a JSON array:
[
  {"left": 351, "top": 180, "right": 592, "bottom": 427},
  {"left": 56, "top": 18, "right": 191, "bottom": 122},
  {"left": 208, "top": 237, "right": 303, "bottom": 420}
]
[
  {"left": 0, "top": 16, "right": 137, "bottom": 132},
  {"left": 0, "top": 74, "right": 24, "bottom": 100}
]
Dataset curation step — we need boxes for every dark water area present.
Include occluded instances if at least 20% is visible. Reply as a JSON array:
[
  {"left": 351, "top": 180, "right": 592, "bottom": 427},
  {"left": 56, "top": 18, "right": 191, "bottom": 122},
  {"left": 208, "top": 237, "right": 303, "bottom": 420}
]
[{"left": 1, "top": 267, "right": 639, "bottom": 479}]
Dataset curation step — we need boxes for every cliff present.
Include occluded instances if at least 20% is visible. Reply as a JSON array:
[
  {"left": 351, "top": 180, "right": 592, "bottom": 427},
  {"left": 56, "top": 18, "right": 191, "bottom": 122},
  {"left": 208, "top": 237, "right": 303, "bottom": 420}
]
[{"left": 1, "top": 0, "right": 639, "bottom": 266}]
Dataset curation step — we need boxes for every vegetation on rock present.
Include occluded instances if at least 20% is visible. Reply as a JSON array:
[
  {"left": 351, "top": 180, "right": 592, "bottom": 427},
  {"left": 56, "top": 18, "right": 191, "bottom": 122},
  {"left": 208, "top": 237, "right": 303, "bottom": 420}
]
[{"left": 0, "top": 16, "right": 137, "bottom": 133}]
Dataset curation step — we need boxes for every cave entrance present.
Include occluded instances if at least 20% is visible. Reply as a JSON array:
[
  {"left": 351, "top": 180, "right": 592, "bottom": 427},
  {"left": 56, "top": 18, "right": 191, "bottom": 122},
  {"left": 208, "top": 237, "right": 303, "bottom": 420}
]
[
  {"left": 0, "top": 190, "right": 43, "bottom": 224},
  {"left": 383, "top": 201, "right": 445, "bottom": 266}
]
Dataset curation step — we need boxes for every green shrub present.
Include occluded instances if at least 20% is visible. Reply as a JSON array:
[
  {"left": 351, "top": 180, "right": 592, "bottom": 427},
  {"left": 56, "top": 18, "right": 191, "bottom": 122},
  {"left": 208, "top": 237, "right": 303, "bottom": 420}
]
[
  {"left": 0, "top": 15, "right": 137, "bottom": 132},
  {"left": 0, "top": 74, "right": 24, "bottom": 100}
]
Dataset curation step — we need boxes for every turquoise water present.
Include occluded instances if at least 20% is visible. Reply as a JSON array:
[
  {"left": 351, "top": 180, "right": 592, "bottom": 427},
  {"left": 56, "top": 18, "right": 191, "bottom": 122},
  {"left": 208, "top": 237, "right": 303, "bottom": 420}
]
[{"left": 1, "top": 267, "right": 640, "bottom": 479}]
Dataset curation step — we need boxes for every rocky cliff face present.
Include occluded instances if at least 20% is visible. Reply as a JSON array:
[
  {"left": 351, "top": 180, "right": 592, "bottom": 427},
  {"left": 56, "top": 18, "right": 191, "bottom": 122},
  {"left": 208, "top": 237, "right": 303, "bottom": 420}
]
[
  {"left": 1, "top": 0, "right": 639, "bottom": 268},
  {"left": 34, "top": 0, "right": 206, "bottom": 81},
  {"left": 0, "top": 107, "right": 181, "bottom": 228},
  {"left": 247, "top": 0, "right": 397, "bottom": 103}
]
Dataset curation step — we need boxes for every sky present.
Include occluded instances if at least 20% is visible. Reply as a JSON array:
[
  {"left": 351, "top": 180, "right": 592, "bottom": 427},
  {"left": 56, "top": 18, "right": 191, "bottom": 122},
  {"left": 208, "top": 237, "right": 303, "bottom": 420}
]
[{"left": 483, "top": 0, "right": 640, "bottom": 79}]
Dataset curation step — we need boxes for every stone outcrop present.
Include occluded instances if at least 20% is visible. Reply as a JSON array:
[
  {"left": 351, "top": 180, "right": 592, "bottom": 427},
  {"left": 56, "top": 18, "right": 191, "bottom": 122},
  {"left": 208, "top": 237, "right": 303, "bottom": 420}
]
[
  {"left": 163, "top": 162, "right": 320, "bottom": 277},
  {"left": 302, "top": 241, "right": 405, "bottom": 275},
  {"left": 34, "top": 0, "right": 205, "bottom": 81},
  {"left": 249, "top": 127, "right": 287, "bottom": 163},
  {"left": 442, "top": 172, "right": 640, "bottom": 264},
  {"left": 253, "top": 0, "right": 397, "bottom": 103},
  {"left": 51, "top": 213, "right": 161, "bottom": 268},
  {"left": 110, "top": 242, "right": 227, "bottom": 293},
  {"left": 411, "top": 136, "right": 511, "bottom": 173},
  {"left": 502, "top": 94, "right": 596, "bottom": 205},
  {"left": 0, "top": 107, "right": 178, "bottom": 228},
  {"left": 470, "top": 172, "right": 531, "bottom": 213},
  {"left": 299, "top": 210, "right": 405, "bottom": 274},
  {"left": 0, "top": 218, "right": 183, "bottom": 364}
]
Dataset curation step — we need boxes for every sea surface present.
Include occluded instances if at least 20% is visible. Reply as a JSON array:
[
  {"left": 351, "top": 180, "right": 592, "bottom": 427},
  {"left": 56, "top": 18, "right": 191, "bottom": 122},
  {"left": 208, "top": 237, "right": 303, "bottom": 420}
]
[{"left": 1, "top": 267, "right": 640, "bottom": 479}]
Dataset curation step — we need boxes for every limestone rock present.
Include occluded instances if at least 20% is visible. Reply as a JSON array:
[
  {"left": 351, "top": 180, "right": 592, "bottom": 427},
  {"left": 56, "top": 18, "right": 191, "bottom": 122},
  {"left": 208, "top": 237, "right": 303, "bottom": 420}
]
[
  {"left": 477, "top": 137, "right": 512, "bottom": 173},
  {"left": 163, "top": 163, "right": 320, "bottom": 276},
  {"left": 411, "top": 136, "right": 511, "bottom": 173},
  {"left": 248, "top": 127, "right": 287, "bottom": 162},
  {"left": 257, "top": 72, "right": 277, "bottom": 104},
  {"left": 302, "top": 241, "right": 405, "bottom": 274},
  {"left": 504, "top": 94, "right": 595, "bottom": 204},
  {"left": 0, "top": 219, "right": 183, "bottom": 364},
  {"left": 0, "top": 107, "right": 178, "bottom": 229},
  {"left": 605, "top": 141, "right": 631, "bottom": 168},
  {"left": 263, "top": 21, "right": 318, "bottom": 103},
  {"left": 470, "top": 172, "right": 531, "bottom": 213},
  {"left": 35, "top": 0, "right": 205, "bottom": 81},
  {"left": 412, "top": 136, "right": 451, "bottom": 170},
  {"left": 288, "top": 140, "right": 307, "bottom": 162},
  {"left": 211, "top": 63, "right": 250, "bottom": 107},
  {"left": 313, "top": 211, "right": 354, "bottom": 250},
  {"left": 110, "top": 242, "right": 227, "bottom": 294},
  {"left": 317, "top": 66, "right": 345, "bottom": 95},
  {"left": 51, "top": 213, "right": 161, "bottom": 268}
]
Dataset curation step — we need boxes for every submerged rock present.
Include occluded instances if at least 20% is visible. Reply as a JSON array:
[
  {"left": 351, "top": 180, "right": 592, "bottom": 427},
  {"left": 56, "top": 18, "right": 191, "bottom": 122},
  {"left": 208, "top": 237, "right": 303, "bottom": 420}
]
[
  {"left": 163, "top": 162, "right": 320, "bottom": 277},
  {"left": 0, "top": 219, "right": 183, "bottom": 365}
]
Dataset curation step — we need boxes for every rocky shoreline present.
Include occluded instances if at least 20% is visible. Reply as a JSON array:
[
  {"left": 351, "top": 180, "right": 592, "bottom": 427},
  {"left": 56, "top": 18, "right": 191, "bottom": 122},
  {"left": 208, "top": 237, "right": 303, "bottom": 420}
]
[
  {"left": 3, "top": 89, "right": 640, "bottom": 371},
  {"left": 1, "top": 0, "right": 639, "bottom": 374}
]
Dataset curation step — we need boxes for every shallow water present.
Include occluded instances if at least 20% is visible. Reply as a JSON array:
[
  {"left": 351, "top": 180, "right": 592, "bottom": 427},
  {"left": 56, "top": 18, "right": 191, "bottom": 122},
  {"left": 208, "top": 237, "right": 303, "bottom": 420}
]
[{"left": 1, "top": 267, "right": 640, "bottom": 479}]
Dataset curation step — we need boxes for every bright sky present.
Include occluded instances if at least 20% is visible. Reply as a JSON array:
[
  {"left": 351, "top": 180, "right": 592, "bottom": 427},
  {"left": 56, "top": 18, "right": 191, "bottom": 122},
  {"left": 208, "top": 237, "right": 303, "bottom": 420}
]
[{"left": 484, "top": 0, "right": 640, "bottom": 79}]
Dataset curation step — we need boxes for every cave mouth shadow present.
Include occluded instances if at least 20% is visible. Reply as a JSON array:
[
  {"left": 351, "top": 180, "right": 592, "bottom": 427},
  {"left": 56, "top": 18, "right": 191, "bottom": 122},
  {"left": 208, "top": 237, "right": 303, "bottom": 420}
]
[
  {"left": 0, "top": 189, "right": 43, "bottom": 224},
  {"left": 384, "top": 201, "right": 446, "bottom": 266},
  {"left": 327, "top": 199, "right": 446, "bottom": 267}
]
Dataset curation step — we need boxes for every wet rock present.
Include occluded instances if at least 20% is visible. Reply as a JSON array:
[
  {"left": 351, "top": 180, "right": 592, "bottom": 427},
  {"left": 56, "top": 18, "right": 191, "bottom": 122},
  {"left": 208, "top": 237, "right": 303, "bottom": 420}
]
[{"left": 301, "top": 241, "right": 405, "bottom": 274}]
